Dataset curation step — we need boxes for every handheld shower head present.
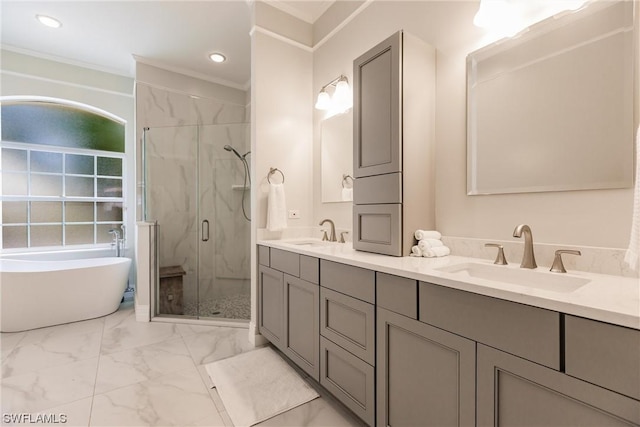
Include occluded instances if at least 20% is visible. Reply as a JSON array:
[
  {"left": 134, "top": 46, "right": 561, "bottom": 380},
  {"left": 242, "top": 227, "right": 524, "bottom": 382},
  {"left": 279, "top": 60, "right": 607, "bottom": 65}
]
[{"left": 224, "top": 145, "right": 243, "bottom": 160}]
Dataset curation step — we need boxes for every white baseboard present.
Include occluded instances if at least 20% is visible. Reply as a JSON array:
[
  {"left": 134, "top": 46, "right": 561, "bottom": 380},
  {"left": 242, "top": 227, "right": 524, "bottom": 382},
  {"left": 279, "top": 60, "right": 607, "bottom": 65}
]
[
  {"left": 134, "top": 297, "right": 150, "bottom": 322},
  {"left": 249, "top": 321, "right": 269, "bottom": 347}
]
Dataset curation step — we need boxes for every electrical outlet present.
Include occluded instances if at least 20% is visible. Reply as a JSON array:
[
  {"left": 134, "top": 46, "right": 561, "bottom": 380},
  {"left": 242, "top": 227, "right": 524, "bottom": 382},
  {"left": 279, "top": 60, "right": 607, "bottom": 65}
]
[{"left": 288, "top": 209, "right": 300, "bottom": 219}]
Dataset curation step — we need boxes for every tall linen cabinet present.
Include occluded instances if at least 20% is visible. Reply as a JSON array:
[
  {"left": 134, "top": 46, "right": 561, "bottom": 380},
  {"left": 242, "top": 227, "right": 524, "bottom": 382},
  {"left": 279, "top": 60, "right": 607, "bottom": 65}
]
[{"left": 353, "top": 30, "right": 436, "bottom": 256}]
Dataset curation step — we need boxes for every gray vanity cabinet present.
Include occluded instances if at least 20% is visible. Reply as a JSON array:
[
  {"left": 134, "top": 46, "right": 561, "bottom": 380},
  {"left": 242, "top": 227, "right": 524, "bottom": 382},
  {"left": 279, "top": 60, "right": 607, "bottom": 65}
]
[
  {"left": 319, "top": 260, "right": 376, "bottom": 426},
  {"left": 377, "top": 307, "right": 476, "bottom": 427},
  {"left": 284, "top": 274, "right": 320, "bottom": 380},
  {"left": 477, "top": 344, "right": 640, "bottom": 427},
  {"left": 257, "top": 246, "right": 320, "bottom": 380},
  {"left": 258, "top": 265, "right": 285, "bottom": 350},
  {"left": 353, "top": 30, "right": 436, "bottom": 256}
]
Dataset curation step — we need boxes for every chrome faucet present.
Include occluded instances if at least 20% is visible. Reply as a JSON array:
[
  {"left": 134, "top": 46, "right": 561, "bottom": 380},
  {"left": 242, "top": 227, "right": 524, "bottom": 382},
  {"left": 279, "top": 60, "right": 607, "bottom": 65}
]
[
  {"left": 108, "top": 229, "right": 123, "bottom": 257},
  {"left": 513, "top": 224, "right": 537, "bottom": 269},
  {"left": 319, "top": 219, "right": 337, "bottom": 242}
]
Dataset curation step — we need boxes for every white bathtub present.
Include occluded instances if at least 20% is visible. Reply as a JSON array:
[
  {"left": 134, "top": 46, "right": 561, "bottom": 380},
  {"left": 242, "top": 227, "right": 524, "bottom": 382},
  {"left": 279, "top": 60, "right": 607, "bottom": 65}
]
[{"left": 1, "top": 257, "right": 131, "bottom": 332}]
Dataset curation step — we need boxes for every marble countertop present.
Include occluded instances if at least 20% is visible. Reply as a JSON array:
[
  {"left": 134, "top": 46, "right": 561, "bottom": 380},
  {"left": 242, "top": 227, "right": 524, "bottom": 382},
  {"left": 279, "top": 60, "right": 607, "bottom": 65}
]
[{"left": 258, "top": 238, "right": 640, "bottom": 330}]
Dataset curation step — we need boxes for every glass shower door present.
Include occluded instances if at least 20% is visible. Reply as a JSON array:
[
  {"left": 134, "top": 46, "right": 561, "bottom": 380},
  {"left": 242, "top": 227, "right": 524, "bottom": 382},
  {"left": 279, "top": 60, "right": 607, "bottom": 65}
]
[{"left": 145, "top": 125, "right": 200, "bottom": 317}]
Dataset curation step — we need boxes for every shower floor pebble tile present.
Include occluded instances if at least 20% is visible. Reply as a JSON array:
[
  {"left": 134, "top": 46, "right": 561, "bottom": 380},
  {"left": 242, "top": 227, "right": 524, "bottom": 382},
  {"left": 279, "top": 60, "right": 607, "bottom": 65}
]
[{"left": 0, "top": 303, "right": 363, "bottom": 426}]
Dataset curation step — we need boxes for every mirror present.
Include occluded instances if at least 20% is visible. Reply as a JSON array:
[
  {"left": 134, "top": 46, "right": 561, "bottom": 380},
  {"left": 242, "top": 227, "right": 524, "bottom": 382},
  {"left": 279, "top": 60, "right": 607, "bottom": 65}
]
[
  {"left": 467, "top": 1, "right": 634, "bottom": 195},
  {"left": 321, "top": 111, "right": 353, "bottom": 203}
]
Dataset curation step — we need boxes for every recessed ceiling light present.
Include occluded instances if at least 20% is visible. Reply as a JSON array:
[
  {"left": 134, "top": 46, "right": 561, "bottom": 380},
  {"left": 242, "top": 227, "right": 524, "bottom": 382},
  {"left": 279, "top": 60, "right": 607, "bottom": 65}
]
[
  {"left": 209, "top": 53, "right": 226, "bottom": 63},
  {"left": 36, "top": 14, "right": 62, "bottom": 28}
]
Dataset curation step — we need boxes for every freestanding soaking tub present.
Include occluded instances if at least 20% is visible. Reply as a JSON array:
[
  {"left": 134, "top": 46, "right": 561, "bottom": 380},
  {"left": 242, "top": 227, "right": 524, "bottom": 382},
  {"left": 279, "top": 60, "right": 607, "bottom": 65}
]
[{"left": 0, "top": 257, "right": 131, "bottom": 332}]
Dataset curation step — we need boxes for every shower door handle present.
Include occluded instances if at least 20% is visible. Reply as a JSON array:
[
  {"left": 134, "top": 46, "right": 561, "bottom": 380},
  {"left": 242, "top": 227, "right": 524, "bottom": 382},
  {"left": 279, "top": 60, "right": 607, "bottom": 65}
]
[{"left": 202, "top": 220, "right": 210, "bottom": 242}]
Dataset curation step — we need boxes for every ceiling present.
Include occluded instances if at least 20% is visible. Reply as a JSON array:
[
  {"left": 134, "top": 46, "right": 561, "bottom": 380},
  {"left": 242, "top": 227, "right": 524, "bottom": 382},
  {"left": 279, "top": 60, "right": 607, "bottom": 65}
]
[{"left": 0, "top": 1, "right": 333, "bottom": 91}]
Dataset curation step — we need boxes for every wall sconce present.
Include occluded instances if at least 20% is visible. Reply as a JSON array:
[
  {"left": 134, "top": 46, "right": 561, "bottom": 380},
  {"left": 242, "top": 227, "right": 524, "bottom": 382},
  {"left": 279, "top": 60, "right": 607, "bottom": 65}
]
[{"left": 315, "top": 75, "right": 352, "bottom": 113}]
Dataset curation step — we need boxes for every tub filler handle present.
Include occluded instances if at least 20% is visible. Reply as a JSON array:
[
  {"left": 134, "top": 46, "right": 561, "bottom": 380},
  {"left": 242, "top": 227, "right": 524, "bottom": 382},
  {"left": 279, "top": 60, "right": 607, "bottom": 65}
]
[{"left": 202, "top": 219, "right": 210, "bottom": 242}]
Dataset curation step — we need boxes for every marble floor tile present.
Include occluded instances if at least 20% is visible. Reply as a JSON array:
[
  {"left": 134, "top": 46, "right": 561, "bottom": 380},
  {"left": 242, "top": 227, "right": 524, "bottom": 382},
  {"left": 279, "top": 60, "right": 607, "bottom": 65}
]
[
  {"left": 177, "top": 323, "right": 233, "bottom": 338},
  {"left": 1, "top": 332, "right": 26, "bottom": 360},
  {"left": 2, "top": 397, "right": 95, "bottom": 427},
  {"left": 182, "top": 327, "right": 254, "bottom": 366},
  {"left": 90, "top": 366, "right": 219, "bottom": 427},
  {"left": 254, "top": 396, "right": 363, "bottom": 427},
  {"left": 2, "top": 330, "right": 102, "bottom": 378},
  {"left": 1, "top": 357, "right": 98, "bottom": 414},
  {"left": 100, "top": 312, "right": 181, "bottom": 355},
  {"left": 16, "top": 317, "right": 105, "bottom": 348},
  {"left": 94, "top": 337, "right": 195, "bottom": 394}
]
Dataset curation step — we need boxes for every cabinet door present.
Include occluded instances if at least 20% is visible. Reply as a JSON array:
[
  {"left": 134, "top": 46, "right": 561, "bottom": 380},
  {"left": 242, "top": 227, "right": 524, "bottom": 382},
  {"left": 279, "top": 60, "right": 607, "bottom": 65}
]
[
  {"left": 258, "top": 265, "right": 285, "bottom": 350},
  {"left": 377, "top": 308, "right": 476, "bottom": 427},
  {"left": 477, "top": 344, "right": 640, "bottom": 427},
  {"left": 353, "top": 31, "right": 401, "bottom": 178},
  {"left": 284, "top": 274, "right": 319, "bottom": 380}
]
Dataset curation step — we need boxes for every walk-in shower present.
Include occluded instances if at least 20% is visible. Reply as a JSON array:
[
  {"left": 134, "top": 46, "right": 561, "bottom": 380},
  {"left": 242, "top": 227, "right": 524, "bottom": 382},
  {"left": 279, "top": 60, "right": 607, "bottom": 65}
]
[{"left": 143, "top": 123, "right": 250, "bottom": 322}]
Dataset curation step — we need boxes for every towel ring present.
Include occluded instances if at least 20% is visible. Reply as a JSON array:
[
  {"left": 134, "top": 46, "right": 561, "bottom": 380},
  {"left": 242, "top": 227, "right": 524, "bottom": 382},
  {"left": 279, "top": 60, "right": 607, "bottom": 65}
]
[
  {"left": 268, "top": 168, "right": 285, "bottom": 184},
  {"left": 341, "top": 174, "right": 354, "bottom": 189}
]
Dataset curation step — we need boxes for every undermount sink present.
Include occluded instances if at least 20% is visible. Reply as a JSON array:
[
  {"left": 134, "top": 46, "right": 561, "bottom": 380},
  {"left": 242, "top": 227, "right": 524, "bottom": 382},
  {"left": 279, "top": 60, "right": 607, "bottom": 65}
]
[
  {"left": 436, "top": 262, "right": 590, "bottom": 293},
  {"left": 286, "top": 239, "right": 336, "bottom": 248}
]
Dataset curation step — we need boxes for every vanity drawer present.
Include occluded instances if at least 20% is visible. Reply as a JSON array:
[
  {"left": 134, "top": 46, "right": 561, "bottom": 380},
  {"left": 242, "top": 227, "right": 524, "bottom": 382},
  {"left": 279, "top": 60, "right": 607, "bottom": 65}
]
[
  {"left": 320, "top": 336, "right": 375, "bottom": 426},
  {"left": 320, "top": 260, "right": 375, "bottom": 303},
  {"left": 353, "top": 172, "right": 401, "bottom": 205},
  {"left": 419, "top": 282, "right": 560, "bottom": 369},
  {"left": 377, "top": 272, "right": 417, "bottom": 319},
  {"left": 320, "top": 287, "right": 375, "bottom": 365},
  {"left": 270, "top": 248, "right": 299, "bottom": 277},
  {"left": 300, "top": 255, "right": 319, "bottom": 284},
  {"left": 258, "top": 245, "right": 270, "bottom": 267},
  {"left": 353, "top": 204, "right": 402, "bottom": 257},
  {"left": 565, "top": 315, "right": 640, "bottom": 400}
]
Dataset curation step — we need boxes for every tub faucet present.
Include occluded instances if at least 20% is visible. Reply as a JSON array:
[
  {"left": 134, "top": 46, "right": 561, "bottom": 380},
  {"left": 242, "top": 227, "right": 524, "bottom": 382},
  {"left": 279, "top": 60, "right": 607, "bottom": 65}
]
[
  {"left": 108, "top": 229, "right": 123, "bottom": 257},
  {"left": 319, "top": 219, "right": 337, "bottom": 242},
  {"left": 513, "top": 224, "right": 537, "bottom": 269}
]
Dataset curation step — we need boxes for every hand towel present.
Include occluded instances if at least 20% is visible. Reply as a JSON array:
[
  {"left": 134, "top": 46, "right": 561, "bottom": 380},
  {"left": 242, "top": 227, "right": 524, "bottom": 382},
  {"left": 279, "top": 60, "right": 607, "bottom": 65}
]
[
  {"left": 625, "top": 126, "right": 640, "bottom": 270},
  {"left": 424, "top": 246, "right": 451, "bottom": 258},
  {"left": 267, "top": 182, "right": 287, "bottom": 232},
  {"left": 415, "top": 230, "right": 442, "bottom": 241},
  {"left": 417, "top": 238, "right": 444, "bottom": 252},
  {"left": 411, "top": 245, "right": 423, "bottom": 257},
  {"left": 341, "top": 187, "right": 353, "bottom": 202}
]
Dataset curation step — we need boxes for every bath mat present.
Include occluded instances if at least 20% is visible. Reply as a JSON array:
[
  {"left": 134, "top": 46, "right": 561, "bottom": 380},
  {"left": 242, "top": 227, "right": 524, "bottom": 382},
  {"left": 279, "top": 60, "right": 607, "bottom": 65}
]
[{"left": 205, "top": 346, "right": 319, "bottom": 426}]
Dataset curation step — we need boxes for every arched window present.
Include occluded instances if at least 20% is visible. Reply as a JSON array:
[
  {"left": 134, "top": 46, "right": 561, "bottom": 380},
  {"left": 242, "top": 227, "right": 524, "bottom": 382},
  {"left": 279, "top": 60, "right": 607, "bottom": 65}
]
[{"left": 1, "top": 98, "right": 126, "bottom": 250}]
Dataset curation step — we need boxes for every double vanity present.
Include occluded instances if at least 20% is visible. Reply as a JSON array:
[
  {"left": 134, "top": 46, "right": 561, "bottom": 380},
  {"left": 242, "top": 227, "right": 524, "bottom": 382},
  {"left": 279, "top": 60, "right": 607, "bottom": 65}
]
[{"left": 257, "top": 238, "right": 640, "bottom": 426}]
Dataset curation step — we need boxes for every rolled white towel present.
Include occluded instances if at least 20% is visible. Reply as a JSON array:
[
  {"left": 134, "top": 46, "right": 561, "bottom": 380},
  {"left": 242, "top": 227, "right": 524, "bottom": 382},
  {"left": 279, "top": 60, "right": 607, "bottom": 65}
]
[
  {"left": 415, "top": 230, "right": 442, "bottom": 241},
  {"left": 411, "top": 245, "right": 423, "bottom": 257},
  {"left": 424, "top": 246, "right": 451, "bottom": 258},
  {"left": 417, "top": 238, "right": 443, "bottom": 252}
]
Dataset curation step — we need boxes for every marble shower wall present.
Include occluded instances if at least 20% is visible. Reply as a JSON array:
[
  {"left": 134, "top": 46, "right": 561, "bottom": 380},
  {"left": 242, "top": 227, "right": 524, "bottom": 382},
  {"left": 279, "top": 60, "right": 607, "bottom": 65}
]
[{"left": 137, "top": 81, "right": 250, "bottom": 313}]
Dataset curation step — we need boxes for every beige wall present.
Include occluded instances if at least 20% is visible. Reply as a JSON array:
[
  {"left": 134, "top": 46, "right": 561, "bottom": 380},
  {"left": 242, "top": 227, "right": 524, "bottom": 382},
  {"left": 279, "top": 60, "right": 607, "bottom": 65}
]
[{"left": 312, "top": 1, "right": 635, "bottom": 249}]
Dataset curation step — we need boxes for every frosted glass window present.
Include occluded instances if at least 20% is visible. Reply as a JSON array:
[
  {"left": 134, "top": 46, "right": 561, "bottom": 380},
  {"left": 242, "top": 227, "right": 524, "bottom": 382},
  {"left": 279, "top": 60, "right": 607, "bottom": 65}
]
[
  {"left": 65, "top": 224, "right": 94, "bottom": 245},
  {"left": 97, "top": 202, "right": 122, "bottom": 222},
  {"left": 97, "top": 157, "right": 122, "bottom": 177},
  {"left": 66, "top": 154, "right": 94, "bottom": 175},
  {"left": 2, "top": 201, "right": 27, "bottom": 224},
  {"left": 30, "top": 225, "right": 62, "bottom": 247},
  {"left": 2, "top": 148, "right": 27, "bottom": 171},
  {"left": 96, "top": 223, "right": 119, "bottom": 243},
  {"left": 66, "top": 176, "right": 94, "bottom": 197},
  {"left": 31, "top": 151, "right": 62, "bottom": 173},
  {"left": 31, "top": 201, "right": 62, "bottom": 223},
  {"left": 66, "top": 202, "right": 94, "bottom": 222},
  {"left": 2, "top": 173, "right": 27, "bottom": 195},
  {"left": 2, "top": 226, "right": 27, "bottom": 249},
  {"left": 31, "top": 174, "right": 62, "bottom": 196},
  {"left": 97, "top": 178, "right": 122, "bottom": 197},
  {"left": 1, "top": 101, "right": 125, "bottom": 250}
]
